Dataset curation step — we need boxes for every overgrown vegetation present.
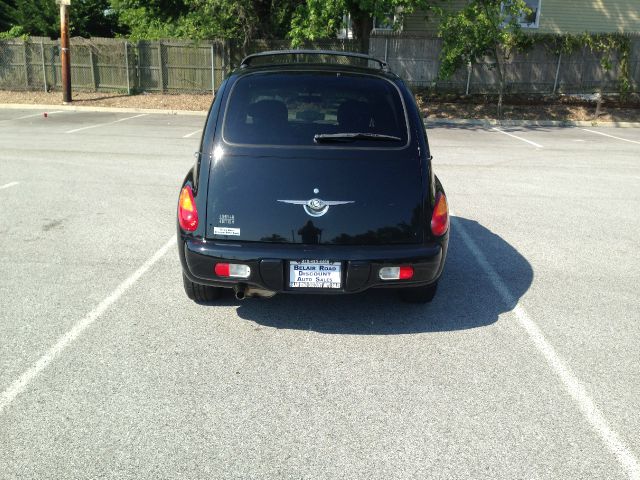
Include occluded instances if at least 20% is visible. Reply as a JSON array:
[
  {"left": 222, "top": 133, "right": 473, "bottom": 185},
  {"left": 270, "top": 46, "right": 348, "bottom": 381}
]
[
  {"left": 438, "top": 0, "right": 534, "bottom": 117},
  {"left": 437, "top": 0, "right": 634, "bottom": 116},
  {"left": 0, "top": 25, "right": 26, "bottom": 39},
  {"left": 536, "top": 33, "right": 633, "bottom": 95}
]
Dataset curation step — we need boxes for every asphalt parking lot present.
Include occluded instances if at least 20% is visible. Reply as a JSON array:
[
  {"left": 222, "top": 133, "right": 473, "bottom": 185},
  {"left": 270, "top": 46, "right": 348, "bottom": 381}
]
[{"left": 0, "top": 107, "right": 639, "bottom": 479}]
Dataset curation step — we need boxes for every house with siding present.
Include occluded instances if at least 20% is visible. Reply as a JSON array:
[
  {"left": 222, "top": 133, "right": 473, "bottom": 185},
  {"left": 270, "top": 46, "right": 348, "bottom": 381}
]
[{"left": 394, "top": 0, "right": 640, "bottom": 36}]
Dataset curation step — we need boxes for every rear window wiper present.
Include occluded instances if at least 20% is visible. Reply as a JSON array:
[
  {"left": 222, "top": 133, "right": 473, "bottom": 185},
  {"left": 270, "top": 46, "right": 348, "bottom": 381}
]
[{"left": 314, "top": 133, "right": 402, "bottom": 143}]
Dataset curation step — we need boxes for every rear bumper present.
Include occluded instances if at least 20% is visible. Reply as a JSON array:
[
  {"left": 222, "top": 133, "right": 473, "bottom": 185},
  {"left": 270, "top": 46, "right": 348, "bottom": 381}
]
[{"left": 179, "top": 236, "right": 447, "bottom": 294}]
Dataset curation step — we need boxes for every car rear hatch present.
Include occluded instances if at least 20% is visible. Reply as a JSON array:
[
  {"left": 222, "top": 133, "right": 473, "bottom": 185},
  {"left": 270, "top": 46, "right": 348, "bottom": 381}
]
[
  {"left": 205, "top": 149, "right": 424, "bottom": 245},
  {"left": 205, "top": 69, "right": 425, "bottom": 245}
]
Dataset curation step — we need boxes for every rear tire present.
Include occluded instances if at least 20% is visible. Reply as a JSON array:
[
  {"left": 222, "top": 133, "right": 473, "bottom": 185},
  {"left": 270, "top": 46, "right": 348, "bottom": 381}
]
[
  {"left": 182, "top": 274, "right": 222, "bottom": 302},
  {"left": 399, "top": 282, "right": 438, "bottom": 303}
]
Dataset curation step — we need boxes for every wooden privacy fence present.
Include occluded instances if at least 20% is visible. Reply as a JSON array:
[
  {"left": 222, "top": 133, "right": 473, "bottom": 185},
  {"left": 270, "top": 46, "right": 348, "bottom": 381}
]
[
  {"left": 369, "top": 34, "right": 640, "bottom": 94},
  {"left": 1, "top": 35, "right": 638, "bottom": 94},
  {"left": 0, "top": 37, "right": 364, "bottom": 93},
  {"left": 0, "top": 37, "right": 229, "bottom": 93}
]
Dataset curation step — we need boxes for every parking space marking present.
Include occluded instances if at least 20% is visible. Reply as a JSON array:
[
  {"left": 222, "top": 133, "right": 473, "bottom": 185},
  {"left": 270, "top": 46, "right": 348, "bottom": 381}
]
[
  {"left": 182, "top": 129, "right": 201, "bottom": 138},
  {"left": 0, "top": 181, "right": 20, "bottom": 190},
  {"left": 491, "top": 127, "right": 544, "bottom": 148},
  {"left": 65, "top": 113, "right": 149, "bottom": 134},
  {"left": 0, "top": 236, "right": 176, "bottom": 415},
  {"left": 453, "top": 216, "right": 640, "bottom": 480},
  {"left": 11, "top": 111, "right": 64, "bottom": 120},
  {"left": 581, "top": 128, "right": 640, "bottom": 146}
]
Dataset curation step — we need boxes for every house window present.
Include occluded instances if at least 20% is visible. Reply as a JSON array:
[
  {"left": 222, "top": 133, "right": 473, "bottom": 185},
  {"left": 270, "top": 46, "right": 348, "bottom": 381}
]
[
  {"left": 518, "top": 0, "right": 541, "bottom": 28},
  {"left": 373, "top": 13, "right": 396, "bottom": 31},
  {"left": 337, "top": 13, "right": 353, "bottom": 39}
]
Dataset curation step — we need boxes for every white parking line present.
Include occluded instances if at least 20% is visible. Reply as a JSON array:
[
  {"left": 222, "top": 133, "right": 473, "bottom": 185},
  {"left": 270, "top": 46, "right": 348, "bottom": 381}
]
[
  {"left": 0, "top": 236, "right": 176, "bottom": 415},
  {"left": 453, "top": 216, "right": 640, "bottom": 480},
  {"left": 183, "top": 129, "right": 201, "bottom": 138},
  {"left": 491, "top": 127, "right": 544, "bottom": 148},
  {"left": 13, "top": 111, "right": 64, "bottom": 120},
  {"left": 65, "top": 113, "right": 149, "bottom": 134},
  {"left": 580, "top": 128, "right": 640, "bottom": 146},
  {"left": 0, "top": 181, "right": 19, "bottom": 190}
]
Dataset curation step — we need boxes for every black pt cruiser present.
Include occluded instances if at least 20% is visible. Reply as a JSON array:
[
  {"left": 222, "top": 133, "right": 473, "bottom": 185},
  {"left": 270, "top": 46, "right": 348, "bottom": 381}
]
[{"left": 178, "top": 50, "right": 449, "bottom": 303}]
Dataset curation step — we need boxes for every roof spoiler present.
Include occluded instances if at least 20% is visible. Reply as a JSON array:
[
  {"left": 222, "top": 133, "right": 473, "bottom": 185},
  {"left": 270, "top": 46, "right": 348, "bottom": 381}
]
[{"left": 239, "top": 50, "right": 389, "bottom": 72}]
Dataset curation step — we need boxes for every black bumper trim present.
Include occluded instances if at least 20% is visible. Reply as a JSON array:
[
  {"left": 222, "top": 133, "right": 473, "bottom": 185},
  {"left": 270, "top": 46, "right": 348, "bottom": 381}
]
[{"left": 180, "top": 237, "right": 445, "bottom": 294}]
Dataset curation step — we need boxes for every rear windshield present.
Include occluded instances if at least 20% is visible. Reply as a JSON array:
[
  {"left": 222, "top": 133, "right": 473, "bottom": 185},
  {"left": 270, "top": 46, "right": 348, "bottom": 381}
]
[{"left": 222, "top": 72, "right": 409, "bottom": 147}]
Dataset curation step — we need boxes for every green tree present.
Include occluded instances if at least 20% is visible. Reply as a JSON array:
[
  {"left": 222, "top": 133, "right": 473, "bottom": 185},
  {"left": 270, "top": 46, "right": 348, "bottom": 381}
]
[
  {"left": 109, "top": 0, "right": 189, "bottom": 39},
  {"left": 9, "top": 0, "right": 118, "bottom": 37},
  {"left": 111, "top": 0, "right": 301, "bottom": 44},
  {"left": 289, "top": 0, "right": 443, "bottom": 47},
  {"left": 70, "top": 0, "right": 120, "bottom": 37},
  {"left": 13, "top": 0, "right": 58, "bottom": 37},
  {"left": 0, "top": 1, "right": 17, "bottom": 31},
  {"left": 438, "top": 0, "right": 533, "bottom": 117}
]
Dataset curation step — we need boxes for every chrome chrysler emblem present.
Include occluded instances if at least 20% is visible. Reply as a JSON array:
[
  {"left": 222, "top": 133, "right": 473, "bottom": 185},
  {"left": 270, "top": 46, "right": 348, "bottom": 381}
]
[{"left": 278, "top": 192, "right": 354, "bottom": 217}]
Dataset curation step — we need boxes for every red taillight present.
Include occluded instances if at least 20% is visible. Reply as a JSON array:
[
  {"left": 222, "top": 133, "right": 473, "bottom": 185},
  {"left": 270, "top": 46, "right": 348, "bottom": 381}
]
[
  {"left": 214, "top": 263, "right": 230, "bottom": 277},
  {"left": 399, "top": 266, "right": 414, "bottom": 279},
  {"left": 430, "top": 193, "right": 449, "bottom": 237},
  {"left": 178, "top": 185, "right": 198, "bottom": 232},
  {"left": 379, "top": 265, "right": 414, "bottom": 280}
]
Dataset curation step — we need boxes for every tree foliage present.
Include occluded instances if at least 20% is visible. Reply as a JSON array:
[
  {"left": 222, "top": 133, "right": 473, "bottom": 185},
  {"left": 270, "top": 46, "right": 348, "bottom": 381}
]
[
  {"left": 2, "top": 0, "right": 442, "bottom": 45},
  {"left": 438, "top": 0, "right": 533, "bottom": 115},
  {"left": 11, "top": 0, "right": 58, "bottom": 37},
  {"left": 0, "top": 1, "right": 17, "bottom": 31},
  {"left": 1, "top": 0, "right": 119, "bottom": 38},
  {"left": 289, "top": 0, "right": 443, "bottom": 46},
  {"left": 69, "top": 0, "right": 121, "bottom": 37},
  {"left": 110, "top": 0, "right": 302, "bottom": 44}
]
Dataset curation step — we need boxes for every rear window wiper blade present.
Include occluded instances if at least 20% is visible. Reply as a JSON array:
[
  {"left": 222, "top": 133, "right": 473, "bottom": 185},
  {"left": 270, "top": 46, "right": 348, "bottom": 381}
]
[{"left": 314, "top": 132, "right": 402, "bottom": 143}]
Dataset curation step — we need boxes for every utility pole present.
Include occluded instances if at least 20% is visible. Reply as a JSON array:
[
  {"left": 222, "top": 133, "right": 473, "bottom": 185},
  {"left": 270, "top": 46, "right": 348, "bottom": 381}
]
[{"left": 57, "top": 0, "right": 72, "bottom": 104}]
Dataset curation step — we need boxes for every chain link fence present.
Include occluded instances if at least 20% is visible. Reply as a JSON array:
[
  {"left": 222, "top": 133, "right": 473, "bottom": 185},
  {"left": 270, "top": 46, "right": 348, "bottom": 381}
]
[{"left": 1, "top": 35, "right": 638, "bottom": 94}]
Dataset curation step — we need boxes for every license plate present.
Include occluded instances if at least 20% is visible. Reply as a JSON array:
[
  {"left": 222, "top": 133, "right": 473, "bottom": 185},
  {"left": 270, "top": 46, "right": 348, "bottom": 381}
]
[{"left": 289, "top": 260, "right": 342, "bottom": 289}]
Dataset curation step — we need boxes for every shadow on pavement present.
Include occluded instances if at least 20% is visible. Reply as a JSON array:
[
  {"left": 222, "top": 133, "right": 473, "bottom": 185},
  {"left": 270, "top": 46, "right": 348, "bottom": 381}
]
[
  {"left": 229, "top": 217, "right": 533, "bottom": 334},
  {"left": 71, "top": 94, "right": 131, "bottom": 103}
]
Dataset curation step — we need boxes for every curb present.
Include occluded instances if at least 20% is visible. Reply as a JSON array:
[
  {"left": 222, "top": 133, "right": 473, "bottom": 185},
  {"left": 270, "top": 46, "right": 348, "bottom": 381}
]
[
  {"left": 2, "top": 103, "right": 639, "bottom": 127},
  {"left": 424, "top": 118, "right": 640, "bottom": 128},
  {"left": 0, "top": 103, "right": 207, "bottom": 116}
]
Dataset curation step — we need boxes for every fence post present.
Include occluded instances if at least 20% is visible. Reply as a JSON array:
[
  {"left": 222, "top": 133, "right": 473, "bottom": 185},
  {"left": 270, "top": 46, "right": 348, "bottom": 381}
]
[
  {"left": 89, "top": 47, "right": 98, "bottom": 90},
  {"left": 211, "top": 43, "right": 216, "bottom": 95},
  {"left": 23, "top": 41, "right": 29, "bottom": 89},
  {"left": 124, "top": 41, "right": 130, "bottom": 94},
  {"left": 223, "top": 39, "right": 229, "bottom": 76},
  {"left": 136, "top": 41, "right": 141, "bottom": 91},
  {"left": 40, "top": 39, "right": 47, "bottom": 92},
  {"left": 157, "top": 41, "right": 165, "bottom": 92},
  {"left": 384, "top": 37, "right": 389, "bottom": 62},
  {"left": 552, "top": 52, "right": 562, "bottom": 94},
  {"left": 466, "top": 62, "right": 472, "bottom": 95}
]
